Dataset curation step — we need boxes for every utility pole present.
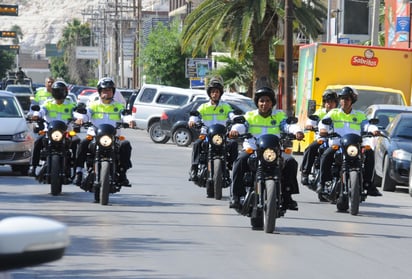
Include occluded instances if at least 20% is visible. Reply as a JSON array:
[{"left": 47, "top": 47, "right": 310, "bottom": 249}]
[{"left": 285, "top": 0, "right": 294, "bottom": 117}]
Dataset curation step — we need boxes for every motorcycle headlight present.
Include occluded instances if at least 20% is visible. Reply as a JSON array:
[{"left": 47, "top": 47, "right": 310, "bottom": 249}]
[
  {"left": 262, "top": 148, "right": 277, "bottom": 163},
  {"left": 346, "top": 145, "right": 359, "bottom": 157},
  {"left": 51, "top": 130, "right": 64, "bottom": 142},
  {"left": 99, "top": 135, "right": 113, "bottom": 147},
  {"left": 212, "top": 134, "right": 223, "bottom": 146}
]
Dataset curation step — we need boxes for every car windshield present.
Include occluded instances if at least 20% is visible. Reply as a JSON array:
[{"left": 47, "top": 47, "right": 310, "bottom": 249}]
[
  {"left": 6, "top": 86, "right": 33, "bottom": 94},
  {"left": 0, "top": 96, "right": 22, "bottom": 118},
  {"left": 373, "top": 110, "right": 412, "bottom": 129},
  {"left": 353, "top": 90, "right": 405, "bottom": 111},
  {"left": 393, "top": 122, "right": 412, "bottom": 139}
]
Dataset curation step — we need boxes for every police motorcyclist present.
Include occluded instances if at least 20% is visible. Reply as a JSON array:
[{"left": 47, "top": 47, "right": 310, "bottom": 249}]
[
  {"left": 316, "top": 86, "right": 382, "bottom": 196},
  {"left": 31, "top": 77, "right": 55, "bottom": 106},
  {"left": 28, "top": 81, "right": 79, "bottom": 177},
  {"left": 229, "top": 87, "right": 304, "bottom": 210},
  {"left": 300, "top": 89, "right": 338, "bottom": 185},
  {"left": 74, "top": 77, "right": 135, "bottom": 188},
  {"left": 188, "top": 76, "right": 238, "bottom": 184}
]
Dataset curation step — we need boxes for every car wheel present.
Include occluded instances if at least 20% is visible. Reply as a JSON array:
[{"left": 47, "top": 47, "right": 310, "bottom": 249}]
[
  {"left": 149, "top": 121, "right": 170, "bottom": 144},
  {"left": 173, "top": 127, "right": 193, "bottom": 147},
  {"left": 382, "top": 155, "right": 397, "bottom": 192}
]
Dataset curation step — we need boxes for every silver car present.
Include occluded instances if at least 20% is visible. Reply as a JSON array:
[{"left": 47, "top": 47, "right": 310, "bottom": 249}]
[{"left": 0, "top": 91, "right": 34, "bottom": 175}]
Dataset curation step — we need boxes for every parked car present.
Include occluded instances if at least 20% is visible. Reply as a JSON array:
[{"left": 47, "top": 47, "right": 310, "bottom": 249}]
[
  {"left": 131, "top": 84, "right": 208, "bottom": 143},
  {"left": 77, "top": 88, "right": 98, "bottom": 104},
  {"left": 68, "top": 85, "right": 95, "bottom": 97},
  {"left": 4, "top": 84, "right": 34, "bottom": 113},
  {"left": 365, "top": 104, "right": 412, "bottom": 131},
  {"left": 374, "top": 113, "right": 412, "bottom": 192},
  {"left": 160, "top": 94, "right": 256, "bottom": 147},
  {"left": 118, "top": 88, "right": 139, "bottom": 105},
  {"left": 0, "top": 91, "right": 35, "bottom": 175},
  {"left": 365, "top": 104, "right": 412, "bottom": 152}
]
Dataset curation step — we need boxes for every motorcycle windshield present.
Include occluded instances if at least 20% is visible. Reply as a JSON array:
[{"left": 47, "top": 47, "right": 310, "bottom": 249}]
[
  {"left": 256, "top": 134, "right": 281, "bottom": 150},
  {"left": 48, "top": 120, "right": 68, "bottom": 132},
  {"left": 96, "top": 124, "right": 117, "bottom": 137},
  {"left": 340, "top": 133, "right": 362, "bottom": 147},
  {"left": 207, "top": 123, "right": 226, "bottom": 138}
]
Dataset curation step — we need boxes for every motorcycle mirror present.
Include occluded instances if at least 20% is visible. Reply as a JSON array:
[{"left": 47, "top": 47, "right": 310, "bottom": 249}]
[
  {"left": 75, "top": 107, "right": 87, "bottom": 114},
  {"left": 308, "top": 115, "right": 320, "bottom": 122},
  {"left": 286, "top": 116, "right": 298, "bottom": 124},
  {"left": 321, "top": 117, "right": 332, "bottom": 125},
  {"left": 121, "top": 109, "right": 132, "bottom": 116},
  {"left": 0, "top": 216, "right": 69, "bottom": 271},
  {"left": 189, "top": 111, "right": 200, "bottom": 117},
  {"left": 233, "top": 109, "right": 243, "bottom": 115},
  {"left": 232, "top": 115, "right": 246, "bottom": 124},
  {"left": 307, "top": 99, "right": 316, "bottom": 116},
  {"left": 369, "top": 118, "right": 379, "bottom": 125},
  {"left": 30, "top": 105, "right": 40, "bottom": 111}
]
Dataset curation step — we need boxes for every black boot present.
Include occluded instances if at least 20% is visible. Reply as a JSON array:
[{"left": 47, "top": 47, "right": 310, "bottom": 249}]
[
  {"left": 75, "top": 172, "right": 83, "bottom": 187},
  {"left": 189, "top": 165, "right": 198, "bottom": 182},
  {"left": 283, "top": 194, "right": 298, "bottom": 211},
  {"left": 29, "top": 166, "right": 37, "bottom": 177},
  {"left": 229, "top": 196, "right": 240, "bottom": 209},
  {"left": 118, "top": 169, "right": 130, "bottom": 186}
]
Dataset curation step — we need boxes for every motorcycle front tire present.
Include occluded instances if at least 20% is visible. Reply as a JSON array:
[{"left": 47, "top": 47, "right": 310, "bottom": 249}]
[
  {"left": 50, "top": 155, "right": 62, "bottom": 196},
  {"left": 100, "top": 161, "right": 111, "bottom": 205},
  {"left": 213, "top": 159, "right": 223, "bottom": 200},
  {"left": 349, "top": 171, "right": 361, "bottom": 216},
  {"left": 264, "top": 180, "right": 278, "bottom": 233}
]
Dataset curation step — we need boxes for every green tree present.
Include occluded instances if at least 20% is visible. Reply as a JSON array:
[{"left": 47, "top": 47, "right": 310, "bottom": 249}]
[
  {"left": 141, "top": 20, "right": 201, "bottom": 87},
  {"left": 0, "top": 50, "right": 15, "bottom": 80},
  {"left": 10, "top": 25, "right": 23, "bottom": 45},
  {"left": 50, "top": 19, "right": 94, "bottom": 84},
  {"left": 181, "top": 0, "right": 326, "bottom": 92}
]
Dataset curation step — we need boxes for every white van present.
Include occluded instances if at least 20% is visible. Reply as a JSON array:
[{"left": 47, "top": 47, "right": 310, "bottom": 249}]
[{"left": 131, "top": 84, "right": 207, "bottom": 143}]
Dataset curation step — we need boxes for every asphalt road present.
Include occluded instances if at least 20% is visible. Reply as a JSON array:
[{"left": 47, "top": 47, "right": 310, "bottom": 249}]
[{"left": 1, "top": 129, "right": 412, "bottom": 279}]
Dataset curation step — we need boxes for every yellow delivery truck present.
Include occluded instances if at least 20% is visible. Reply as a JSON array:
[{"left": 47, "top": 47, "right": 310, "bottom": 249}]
[{"left": 294, "top": 43, "right": 412, "bottom": 152}]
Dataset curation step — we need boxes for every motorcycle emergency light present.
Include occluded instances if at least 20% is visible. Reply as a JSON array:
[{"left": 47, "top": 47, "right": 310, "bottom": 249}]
[{"left": 0, "top": 5, "right": 18, "bottom": 16}]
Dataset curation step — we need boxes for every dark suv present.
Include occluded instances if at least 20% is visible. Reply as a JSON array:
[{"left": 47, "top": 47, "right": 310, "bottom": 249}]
[{"left": 160, "top": 96, "right": 256, "bottom": 147}]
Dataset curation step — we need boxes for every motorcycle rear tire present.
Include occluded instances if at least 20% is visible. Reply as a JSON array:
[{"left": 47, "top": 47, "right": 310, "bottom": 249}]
[
  {"left": 213, "top": 159, "right": 223, "bottom": 200},
  {"left": 349, "top": 171, "right": 361, "bottom": 216},
  {"left": 50, "top": 155, "right": 62, "bottom": 196},
  {"left": 264, "top": 180, "right": 278, "bottom": 233},
  {"left": 100, "top": 161, "right": 110, "bottom": 205}
]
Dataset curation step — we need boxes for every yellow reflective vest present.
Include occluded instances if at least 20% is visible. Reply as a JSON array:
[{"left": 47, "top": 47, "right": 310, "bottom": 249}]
[{"left": 245, "top": 109, "right": 287, "bottom": 137}]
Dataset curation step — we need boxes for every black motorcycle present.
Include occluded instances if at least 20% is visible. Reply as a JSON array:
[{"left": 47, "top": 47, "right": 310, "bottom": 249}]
[
  {"left": 192, "top": 118, "right": 232, "bottom": 200},
  {"left": 31, "top": 106, "right": 77, "bottom": 196},
  {"left": 318, "top": 118, "right": 377, "bottom": 215},
  {"left": 81, "top": 121, "right": 131, "bottom": 205},
  {"left": 237, "top": 118, "right": 298, "bottom": 233}
]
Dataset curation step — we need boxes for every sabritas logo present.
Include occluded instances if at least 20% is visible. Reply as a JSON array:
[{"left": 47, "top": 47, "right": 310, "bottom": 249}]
[{"left": 351, "top": 49, "right": 378, "bottom": 67}]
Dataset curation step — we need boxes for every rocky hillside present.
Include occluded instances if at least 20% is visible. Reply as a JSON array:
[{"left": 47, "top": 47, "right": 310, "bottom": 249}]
[{"left": 0, "top": 0, "right": 157, "bottom": 55}]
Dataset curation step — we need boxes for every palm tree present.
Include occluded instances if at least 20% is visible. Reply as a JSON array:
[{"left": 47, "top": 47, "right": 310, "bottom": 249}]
[
  {"left": 181, "top": 0, "right": 327, "bottom": 92},
  {"left": 58, "top": 19, "right": 93, "bottom": 84}
]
